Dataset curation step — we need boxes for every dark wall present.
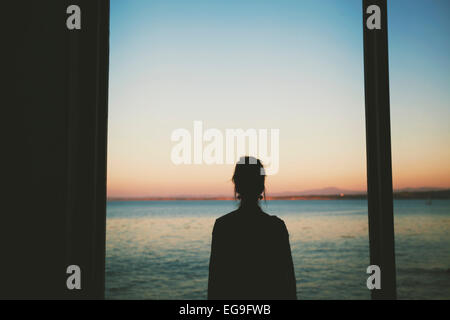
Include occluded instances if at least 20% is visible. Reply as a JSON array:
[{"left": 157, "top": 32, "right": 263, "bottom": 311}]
[{"left": 2, "top": 1, "right": 109, "bottom": 299}]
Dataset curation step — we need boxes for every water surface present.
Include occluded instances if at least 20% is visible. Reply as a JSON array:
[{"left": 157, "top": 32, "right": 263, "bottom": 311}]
[{"left": 106, "top": 200, "right": 450, "bottom": 299}]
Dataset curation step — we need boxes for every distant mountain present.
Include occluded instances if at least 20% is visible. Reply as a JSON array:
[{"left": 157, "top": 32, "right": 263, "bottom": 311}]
[
  {"left": 274, "top": 186, "right": 449, "bottom": 197},
  {"left": 394, "top": 187, "right": 447, "bottom": 193},
  {"left": 108, "top": 187, "right": 450, "bottom": 201},
  {"left": 272, "top": 187, "right": 365, "bottom": 196}
]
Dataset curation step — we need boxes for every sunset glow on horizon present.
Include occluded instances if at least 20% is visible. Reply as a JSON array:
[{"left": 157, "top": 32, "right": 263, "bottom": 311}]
[{"left": 107, "top": 0, "right": 450, "bottom": 198}]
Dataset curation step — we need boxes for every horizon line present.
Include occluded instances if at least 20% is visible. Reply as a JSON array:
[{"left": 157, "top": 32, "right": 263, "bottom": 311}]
[{"left": 107, "top": 188, "right": 450, "bottom": 202}]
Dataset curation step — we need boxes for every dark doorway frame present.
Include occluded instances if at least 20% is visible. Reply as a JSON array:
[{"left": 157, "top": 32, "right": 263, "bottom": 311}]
[{"left": 362, "top": 0, "right": 397, "bottom": 299}]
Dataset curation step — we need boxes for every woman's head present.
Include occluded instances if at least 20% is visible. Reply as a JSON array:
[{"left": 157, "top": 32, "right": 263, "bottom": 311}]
[{"left": 232, "top": 156, "right": 266, "bottom": 204}]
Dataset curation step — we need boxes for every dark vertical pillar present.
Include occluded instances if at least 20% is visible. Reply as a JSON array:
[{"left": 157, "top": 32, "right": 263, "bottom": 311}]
[
  {"left": 2, "top": 1, "right": 109, "bottom": 298},
  {"left": 362, "top": 0, "right": 397, "bottom": 299},
  {"left": 63, "top": 0, "right": 110, "bottom": 300}
]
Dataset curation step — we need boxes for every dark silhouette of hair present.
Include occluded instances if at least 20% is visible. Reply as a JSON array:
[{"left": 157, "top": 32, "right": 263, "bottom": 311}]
[
  {"left": 232, "top": 156, "right": 266, "bottom": 203},
  {"left": 208, "top": 157, "right": 297, "bottom": 300}
]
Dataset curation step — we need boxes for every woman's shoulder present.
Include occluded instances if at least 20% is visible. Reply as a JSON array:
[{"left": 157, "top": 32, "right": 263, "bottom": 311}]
[
  {"left": 216, "top": 209, "right": 285, "bottom": 225},
  {"left": 212, "top": 210, "right": 239, "bottom": 235},
  {"left": 266, "top": 213, "right": 287, "bottom": 229},
  {"left": 215, "top": 209, "right": 240, "bottom": 224}
]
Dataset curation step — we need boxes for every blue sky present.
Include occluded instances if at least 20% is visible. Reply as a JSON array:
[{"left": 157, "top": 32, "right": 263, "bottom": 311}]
[
  {"left": 388, "top": 0, "right": 450, "bottom": 189},
  {"left": 108, "top": 0, "right": 449, "bottom": 197}
]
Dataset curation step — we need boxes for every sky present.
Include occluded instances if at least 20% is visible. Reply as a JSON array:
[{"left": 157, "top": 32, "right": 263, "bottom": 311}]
[{"left": 107, "top": 0, "right": 450, "bottom": 198}]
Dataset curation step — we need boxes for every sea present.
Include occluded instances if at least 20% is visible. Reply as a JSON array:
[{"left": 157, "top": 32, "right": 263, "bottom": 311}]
[{"left": 105, "top": 200, "right": 450, "bottom": 300}]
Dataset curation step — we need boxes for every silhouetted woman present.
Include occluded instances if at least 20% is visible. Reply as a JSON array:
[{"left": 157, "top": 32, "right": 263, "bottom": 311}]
[{"left": 208, "top": 156, "right": 297, "bottom": 299}]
